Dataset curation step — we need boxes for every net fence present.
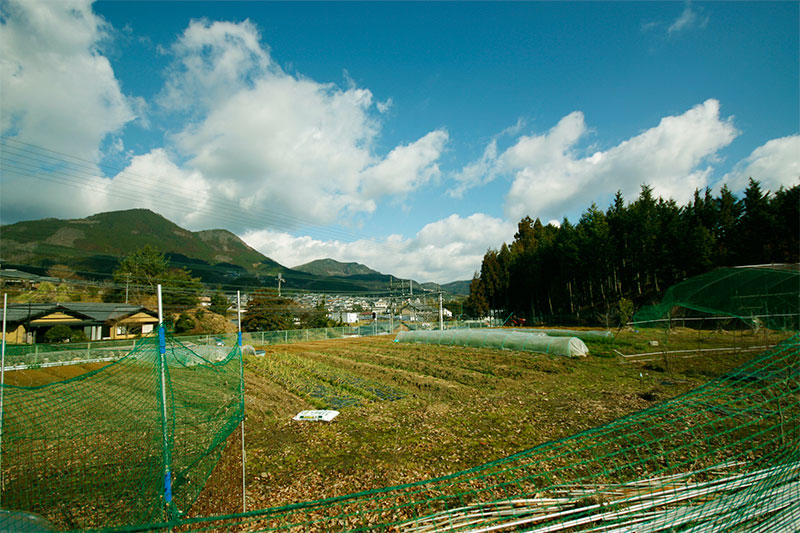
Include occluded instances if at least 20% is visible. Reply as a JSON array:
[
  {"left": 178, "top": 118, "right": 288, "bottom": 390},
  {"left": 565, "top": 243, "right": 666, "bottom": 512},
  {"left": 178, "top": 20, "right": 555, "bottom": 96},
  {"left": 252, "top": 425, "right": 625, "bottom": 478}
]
[
  {"left": 634, "top": 266, "right": 799, "bottom": 332},
  {"left": 80, "top": 332, "right": 795, "bottom": 533},
  {"left": 0, "top": 264, "right": 798, "bottom": 531},
  {"left": 0, "top": 330, "right": 243, "bottom": 531},
  {"left": 3, "top": 319, "right": 501, "bottom": 371}
]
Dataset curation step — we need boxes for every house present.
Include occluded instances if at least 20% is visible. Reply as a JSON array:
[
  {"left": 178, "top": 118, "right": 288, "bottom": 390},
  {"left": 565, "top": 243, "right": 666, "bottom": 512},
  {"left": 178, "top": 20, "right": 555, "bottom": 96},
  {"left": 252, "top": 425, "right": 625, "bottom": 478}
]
[
  {"left": 328, "top": 311, "right": 359, "bottom": 324},
  {"left": 2, "top": 302, "right": 159, "bottom": 344},
  {"left": 0, "top": 269, "right": 60, "bottom": 289}
]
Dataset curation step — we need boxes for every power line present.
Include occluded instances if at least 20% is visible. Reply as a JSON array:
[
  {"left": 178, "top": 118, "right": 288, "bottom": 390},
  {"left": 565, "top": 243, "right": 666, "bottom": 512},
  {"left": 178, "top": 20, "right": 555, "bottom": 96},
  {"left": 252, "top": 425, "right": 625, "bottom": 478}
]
[{"left": 1, "top": 136, "right": 407, "bottom": 254}]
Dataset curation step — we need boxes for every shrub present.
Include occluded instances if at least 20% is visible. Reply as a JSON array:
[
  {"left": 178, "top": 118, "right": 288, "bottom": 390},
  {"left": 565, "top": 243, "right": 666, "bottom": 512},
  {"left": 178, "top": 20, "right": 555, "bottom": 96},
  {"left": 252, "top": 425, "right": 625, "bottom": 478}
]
[
  {"left": 45, "top": 325, "right": 74, "bottom": 343},
  {"left": 175, "top": 312, "right": 195, "bottom": 334}
]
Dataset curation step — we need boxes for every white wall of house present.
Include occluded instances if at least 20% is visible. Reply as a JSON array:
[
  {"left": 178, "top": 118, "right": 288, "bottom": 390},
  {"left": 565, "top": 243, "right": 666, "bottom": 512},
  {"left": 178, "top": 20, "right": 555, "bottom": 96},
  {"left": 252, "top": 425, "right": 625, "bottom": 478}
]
[{"left": 328, "top": 311, "right": 359, "bottom": 324}]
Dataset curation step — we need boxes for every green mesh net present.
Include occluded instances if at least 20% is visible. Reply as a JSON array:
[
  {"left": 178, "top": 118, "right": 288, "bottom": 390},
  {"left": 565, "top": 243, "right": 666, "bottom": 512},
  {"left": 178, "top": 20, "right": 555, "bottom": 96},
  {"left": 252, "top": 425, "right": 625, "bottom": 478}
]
[
  {"left": 0, "top": 330, "right": 243, "bottom": 531},
  {"left": 634, "top": 266, "right": 800, "bottom": 331},
  {"left": 101, "top": 334, "right": 798, "bottom": 532},
  {"left": 1, "top": 265, "right": 799, "bottom": 531},
  {"left": 76, "top": 330, "right": 800, "bottom": 533}
]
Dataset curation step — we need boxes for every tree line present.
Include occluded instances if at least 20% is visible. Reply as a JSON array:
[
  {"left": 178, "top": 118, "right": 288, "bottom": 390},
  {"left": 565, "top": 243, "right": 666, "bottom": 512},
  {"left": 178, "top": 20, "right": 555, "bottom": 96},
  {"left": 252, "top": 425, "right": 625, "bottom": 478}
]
[{"left": 464, "top": 179, "right": 799, "bottom": 325}]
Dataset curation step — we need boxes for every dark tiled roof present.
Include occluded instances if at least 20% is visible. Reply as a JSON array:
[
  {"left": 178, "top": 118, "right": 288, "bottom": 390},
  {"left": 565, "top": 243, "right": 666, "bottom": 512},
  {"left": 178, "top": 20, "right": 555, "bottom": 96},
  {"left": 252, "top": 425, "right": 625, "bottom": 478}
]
[
  {"left": 0, "top": 269, "right": 59, "bottom": 283},
  {"left": 3, "top": 302, "right": 157, "bottom": 325}
]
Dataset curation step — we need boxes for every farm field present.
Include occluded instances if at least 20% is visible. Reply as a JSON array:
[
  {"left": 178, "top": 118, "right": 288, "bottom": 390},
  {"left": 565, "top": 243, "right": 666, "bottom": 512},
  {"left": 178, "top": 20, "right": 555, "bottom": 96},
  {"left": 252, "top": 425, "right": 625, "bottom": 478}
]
[{"left": 187, "top": 326, "right": 791, "bottom": 519}]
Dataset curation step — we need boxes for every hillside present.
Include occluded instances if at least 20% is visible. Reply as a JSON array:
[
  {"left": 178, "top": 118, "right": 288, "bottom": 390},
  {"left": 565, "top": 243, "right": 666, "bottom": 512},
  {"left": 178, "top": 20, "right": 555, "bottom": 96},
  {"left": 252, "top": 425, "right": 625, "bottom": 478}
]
[
  {"left": 0, "top": 209, "right": 367, "bottom": 290},
  {"left": 294, "top": 258, "right": 458, "bottom": 295},
  {"left": 1, "top": 210, "right": 468, "bottom": 294},
  {"left": 293, "top": 258, "right": 381, "bottom": 278},
  {"left": 0, "top": 209, "right": 278, "bottom": 282},
  {"left": 440, "top": 279, "right": 471, "bottom": 296}
]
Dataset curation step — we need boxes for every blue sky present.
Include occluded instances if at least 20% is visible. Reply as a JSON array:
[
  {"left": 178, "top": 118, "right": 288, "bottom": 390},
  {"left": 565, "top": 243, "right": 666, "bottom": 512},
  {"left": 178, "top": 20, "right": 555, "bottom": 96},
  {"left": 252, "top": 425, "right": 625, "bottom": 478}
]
[{"left": 1, "top": 1, "right": 798, "bottom": 283}]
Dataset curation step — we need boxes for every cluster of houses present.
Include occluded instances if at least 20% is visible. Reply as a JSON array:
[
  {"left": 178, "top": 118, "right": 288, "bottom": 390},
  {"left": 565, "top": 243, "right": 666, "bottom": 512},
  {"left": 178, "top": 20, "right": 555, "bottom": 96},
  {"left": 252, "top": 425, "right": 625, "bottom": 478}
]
[
  {"left": 295, "top": 293, "right": 453, "bottom": 324},
  {"left": 0, "top": 268, "right": 454, "bottom": 344}
]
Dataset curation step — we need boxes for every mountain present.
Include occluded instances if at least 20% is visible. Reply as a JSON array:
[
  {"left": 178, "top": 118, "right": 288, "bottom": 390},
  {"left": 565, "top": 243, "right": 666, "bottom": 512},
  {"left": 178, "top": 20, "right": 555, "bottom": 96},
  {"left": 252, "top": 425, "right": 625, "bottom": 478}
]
[
  {"left": 0, "top": 209, "right": 369, "bottom": 292},
  {"left": 441, "top": 279, "right": 471, "bottom": 296},
  {"left": 1, "top": 210, "right": 470, "bottom": 295},
  {"left": 293, "top": 258, "right": 381, "bottom": 278},
  {"left": 295, "top": 258, "right": 468, "bottom": 296}
]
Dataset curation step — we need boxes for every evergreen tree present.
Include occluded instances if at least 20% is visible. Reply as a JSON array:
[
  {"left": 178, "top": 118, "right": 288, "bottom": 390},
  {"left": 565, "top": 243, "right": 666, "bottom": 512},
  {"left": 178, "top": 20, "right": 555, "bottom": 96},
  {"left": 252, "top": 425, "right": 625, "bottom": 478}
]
[
  {"left": 464, "top": 274, "right": 489, "bottom": 318},
  {"left": 242, "top": 289, "right": 296, "bottom": 331},
  {"left": 737, "top": 178, "right": 774, "bottom": 264}
]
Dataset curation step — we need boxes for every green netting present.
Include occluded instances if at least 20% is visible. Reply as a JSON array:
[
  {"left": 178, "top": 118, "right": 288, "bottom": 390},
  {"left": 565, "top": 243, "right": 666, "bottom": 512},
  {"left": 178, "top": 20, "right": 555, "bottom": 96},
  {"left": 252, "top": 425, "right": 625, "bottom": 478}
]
[
  {"left": 514, "top": 328, "right": 614, "bottom": 342},
  {"left": 395, "top": 329, "right": 590, "bottom": 357},
  {"left": 92, "top": 333, "right": 799, "bottom": 532},
  {"left": 0, "top": 330, "right": 243, "bottom": 531},
  {"left": 634, "top": 266, "right": 800, "bottom": 331},
  {"left": 2, "top": 268, "right": 799, "bottom": 532}
]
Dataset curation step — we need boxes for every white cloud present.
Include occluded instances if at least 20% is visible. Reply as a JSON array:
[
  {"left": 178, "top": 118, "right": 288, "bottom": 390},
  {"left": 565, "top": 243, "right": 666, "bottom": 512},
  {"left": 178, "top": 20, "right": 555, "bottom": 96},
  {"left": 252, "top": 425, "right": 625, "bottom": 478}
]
[
  {"left": 241, "top": 213, "right": 516, "bottom": 283},
  {"left": 158, "top": 19, "right": 272, "bottom": 113},
  {"left": 0, "top": 0, "right": 135, "bottom": 161},
  {"left": 455, "top": 99, "right": 739, "bottom": 223},
  {"left": 376, "top": 98, "right": 393, "bottom": 114},
  {"left": 99, "top": 149, "right": 212, "bottom": 228},
  {"left": 1, "top": 12, "right": 448, "bottom": 231},
  {"left": 668, "top": 2, "right": 708, "bottom": 35},
  {"left": 450, "top": 140, "right": 499, "bottom": 198},
  {"left": 720, "top": 135, "right": 800, "bottom": 193},
  {"left": 360, "top": 130, "right": 449, "bottom": 199},
  {"left": 161, "top": 19, "right": 448, "bottom": 229}
]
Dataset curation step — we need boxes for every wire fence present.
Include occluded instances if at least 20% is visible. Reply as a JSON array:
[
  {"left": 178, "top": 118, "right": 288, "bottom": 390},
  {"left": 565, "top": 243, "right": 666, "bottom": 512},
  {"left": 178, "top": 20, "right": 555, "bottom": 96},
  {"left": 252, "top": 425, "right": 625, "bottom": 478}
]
[{"left": 2, "top": 319, "right": 503, "bottom": 370}]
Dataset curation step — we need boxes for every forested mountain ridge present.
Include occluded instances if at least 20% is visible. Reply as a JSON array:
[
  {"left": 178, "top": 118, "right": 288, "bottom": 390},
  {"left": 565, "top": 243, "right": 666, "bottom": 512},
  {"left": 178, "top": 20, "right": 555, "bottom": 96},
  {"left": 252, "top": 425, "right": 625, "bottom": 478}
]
[{"left": 464, "top": 179, "right": 799, "bottom": 323}]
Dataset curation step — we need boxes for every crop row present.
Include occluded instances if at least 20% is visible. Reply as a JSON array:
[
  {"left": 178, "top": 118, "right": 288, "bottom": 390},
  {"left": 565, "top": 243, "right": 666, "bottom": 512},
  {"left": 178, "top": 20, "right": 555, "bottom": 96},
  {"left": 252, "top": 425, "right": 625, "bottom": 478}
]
[
  {"left": 253, "top": 353, "right": 406, "bottom": 410},
  {"left": 270, "top": 352, "right": 406, "bottom": 402}
]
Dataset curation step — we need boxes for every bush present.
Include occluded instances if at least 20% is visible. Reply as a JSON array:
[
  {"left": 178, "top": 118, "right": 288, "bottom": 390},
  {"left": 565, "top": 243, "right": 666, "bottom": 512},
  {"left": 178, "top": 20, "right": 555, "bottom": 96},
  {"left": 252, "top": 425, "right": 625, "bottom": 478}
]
[
  {"left": 45, "top": 325, "right": 75, "bottom": 343},
  {"left": 617, "top": 298, "right": 634, "bottom": 328},
  {"left": 175, "top": 312, "right": 195, "bottom": 334}
]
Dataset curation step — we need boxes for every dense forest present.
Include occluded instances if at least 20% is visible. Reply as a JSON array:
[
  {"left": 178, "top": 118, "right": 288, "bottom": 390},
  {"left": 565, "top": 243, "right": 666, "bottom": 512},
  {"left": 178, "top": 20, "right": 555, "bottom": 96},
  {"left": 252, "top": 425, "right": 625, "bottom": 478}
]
[{"left": 465, "top": 179, "right": 799, "bottom": 324}]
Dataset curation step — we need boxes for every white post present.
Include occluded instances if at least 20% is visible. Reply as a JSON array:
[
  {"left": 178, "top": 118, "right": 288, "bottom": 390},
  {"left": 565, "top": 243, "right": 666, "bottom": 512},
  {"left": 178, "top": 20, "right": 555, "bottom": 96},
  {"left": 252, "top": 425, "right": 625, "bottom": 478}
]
[
  {"left": 156, "top": 284, "right": 172, "bottom": 517},
  {"left": 237, "top": 291, "right": 246, "bottom": 513},
  {"left": 439, "top": 292, "right": 444, "bottom": 330},
  {"left": 1, "top": 294, "right": 7, "bottom": 495},
  {"left": 237, "top": 291, "right": 242, "bottom": 334},
  {"left": 157, "top": 284, "right": 164, "bottom": 325}
]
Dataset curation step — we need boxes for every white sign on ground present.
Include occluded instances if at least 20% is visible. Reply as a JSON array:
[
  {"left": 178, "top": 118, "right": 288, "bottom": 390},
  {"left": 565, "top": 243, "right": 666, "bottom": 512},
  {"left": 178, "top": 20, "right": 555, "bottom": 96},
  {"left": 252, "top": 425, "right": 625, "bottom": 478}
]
[{"left": 292, "top": 410, "right": 340, "bottom": 422}]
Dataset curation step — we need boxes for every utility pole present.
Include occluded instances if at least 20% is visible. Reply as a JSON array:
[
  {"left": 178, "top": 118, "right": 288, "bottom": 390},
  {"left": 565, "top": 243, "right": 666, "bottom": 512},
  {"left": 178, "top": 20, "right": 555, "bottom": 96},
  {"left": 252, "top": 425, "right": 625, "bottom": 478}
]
[
  {"left": 125, "top": 272, "right": 131, "bottom": 304},
  {"left": 277, "top": 274, "right": 285, "bottom": 297},
  {"left": 439, "top": 292, "right": 444, "bottom": 330}
]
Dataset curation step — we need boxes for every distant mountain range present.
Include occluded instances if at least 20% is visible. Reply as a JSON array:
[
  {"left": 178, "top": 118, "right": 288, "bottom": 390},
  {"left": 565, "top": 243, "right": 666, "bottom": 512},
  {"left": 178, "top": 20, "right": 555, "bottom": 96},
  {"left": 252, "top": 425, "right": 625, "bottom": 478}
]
[{"left": 1, "top": 209, "right": 470, "bottom": 295}]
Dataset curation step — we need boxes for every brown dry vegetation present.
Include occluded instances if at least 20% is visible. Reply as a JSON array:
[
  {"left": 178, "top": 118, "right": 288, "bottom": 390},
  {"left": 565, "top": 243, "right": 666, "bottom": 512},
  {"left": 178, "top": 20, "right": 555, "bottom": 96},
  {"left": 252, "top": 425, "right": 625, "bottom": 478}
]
[
  {"left": 188, "top": 327, "right": 790, "bottom": 519},
  {"left": 3, "top": 327, "right": 790, "bottom": 527}
]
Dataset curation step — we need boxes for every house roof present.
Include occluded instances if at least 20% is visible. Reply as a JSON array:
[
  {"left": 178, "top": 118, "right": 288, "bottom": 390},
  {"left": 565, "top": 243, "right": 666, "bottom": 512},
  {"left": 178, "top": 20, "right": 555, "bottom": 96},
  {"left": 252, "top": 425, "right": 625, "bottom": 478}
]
[
  {"left": 3, "top": 302, "right": 158, "bottom": 325},
  {"left": 0, "top": 269, "right": 60, "bottom": 283}
]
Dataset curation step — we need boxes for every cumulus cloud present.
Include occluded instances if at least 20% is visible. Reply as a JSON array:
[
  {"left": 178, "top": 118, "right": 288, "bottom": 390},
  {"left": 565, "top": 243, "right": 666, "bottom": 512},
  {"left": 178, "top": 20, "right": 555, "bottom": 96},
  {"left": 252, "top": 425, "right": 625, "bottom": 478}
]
[
  {"left": 99, "top": 149, "right": 212, "bottom": 228},
  {"left": 158, "top": 19, "right": 273, "bottom": 113},
  {"left": 161, "top": 19, "right": 448, "bottom": 229},
  {"left": 0, "top": 0, "right": 135, "bottom": 161},
  {"left": 1, "top": 11, "right": 448, "bottom": 231},
  {"left": 720, "top": 135, "right": 800, "bottom": 193},
  {"left": 454, "top": 99, "right": 740, "bottom": 222},
  {"left": 241, "top": 213, "right": 516, "bottom": 283}
]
